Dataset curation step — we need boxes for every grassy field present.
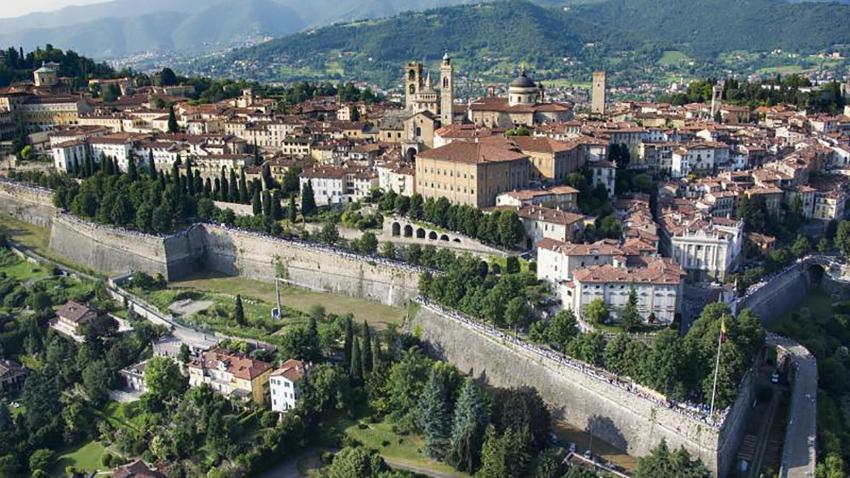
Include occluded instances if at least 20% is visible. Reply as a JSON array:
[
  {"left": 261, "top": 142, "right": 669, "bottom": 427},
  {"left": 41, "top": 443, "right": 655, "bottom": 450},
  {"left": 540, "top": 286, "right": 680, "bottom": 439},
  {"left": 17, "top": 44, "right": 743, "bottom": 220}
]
[
  {"left": 658, "top": 50, "right": 692, "bottom": 66},
  {"left": 756, "top": 65, "right": 805, "bottom": 75},
  {"left": 51, "top": 440, "right": 108, "bottom": 475},
  {"left": 0, "top": 212, "right": 101, "bottom": 276},
  {"left": 0, "top": 211, "right": 50, "bottom": 250},
  {"left": 345, "top": 420, "right": 469, "bottom": 477},
  {"left": 172, "top": 271, "right": 405, "bottom": 329}
]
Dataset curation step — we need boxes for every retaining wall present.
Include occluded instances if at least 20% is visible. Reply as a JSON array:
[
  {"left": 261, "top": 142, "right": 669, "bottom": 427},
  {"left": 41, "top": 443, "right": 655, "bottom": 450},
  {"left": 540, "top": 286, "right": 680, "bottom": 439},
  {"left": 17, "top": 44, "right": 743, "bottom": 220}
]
[
  {"left": 409, "top": 305, "right": 756, "bottom": 478},
  {"left": 0, "top": 181, "right": 56, "bottom": 227},
  {"left": 200, "top": 225, "right": 420, "bottom": 307}
]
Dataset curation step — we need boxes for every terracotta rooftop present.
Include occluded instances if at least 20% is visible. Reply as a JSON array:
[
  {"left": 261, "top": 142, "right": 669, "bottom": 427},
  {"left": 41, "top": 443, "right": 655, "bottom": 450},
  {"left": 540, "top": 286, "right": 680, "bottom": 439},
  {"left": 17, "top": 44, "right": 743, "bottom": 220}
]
[
  {"left": 189, "top": 349, "right": 272, "bottom": 381},
  {"left": 417, "top": 140, "right": 527, "bottom": 164},
  {"left": 271, "top": 359, "right": 309, "bottom": 382}
]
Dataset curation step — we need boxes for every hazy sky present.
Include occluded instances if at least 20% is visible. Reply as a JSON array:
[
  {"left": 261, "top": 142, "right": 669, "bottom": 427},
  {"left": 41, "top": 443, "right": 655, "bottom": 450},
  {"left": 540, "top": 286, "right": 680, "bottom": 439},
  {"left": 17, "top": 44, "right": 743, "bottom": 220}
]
[{"left": 0, "top": 0, "right": 112, "bottom": 18}]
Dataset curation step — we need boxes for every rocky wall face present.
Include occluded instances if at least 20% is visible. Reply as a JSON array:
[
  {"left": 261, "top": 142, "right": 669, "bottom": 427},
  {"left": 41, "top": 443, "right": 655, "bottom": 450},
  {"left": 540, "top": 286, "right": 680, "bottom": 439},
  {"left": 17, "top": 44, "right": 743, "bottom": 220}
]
[
  {"left": 409, "top": 306, "right": 752, "bottom": 478},
  {"left": 199, "top": 225, "right": 421, "bottom": 307}
]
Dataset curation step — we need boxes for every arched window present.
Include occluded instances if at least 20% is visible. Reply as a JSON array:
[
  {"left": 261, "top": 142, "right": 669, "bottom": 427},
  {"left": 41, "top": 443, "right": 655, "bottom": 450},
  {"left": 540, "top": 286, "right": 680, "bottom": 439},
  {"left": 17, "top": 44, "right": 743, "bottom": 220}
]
[
  {"left": 443, "top": 78, "right": 449, "bottom": 89},
  {"left": 408, "top": 70, "right": 416, "bottom": 81},
  {"left": 409, "top": 84, "right": 415, "bottom": 95}
]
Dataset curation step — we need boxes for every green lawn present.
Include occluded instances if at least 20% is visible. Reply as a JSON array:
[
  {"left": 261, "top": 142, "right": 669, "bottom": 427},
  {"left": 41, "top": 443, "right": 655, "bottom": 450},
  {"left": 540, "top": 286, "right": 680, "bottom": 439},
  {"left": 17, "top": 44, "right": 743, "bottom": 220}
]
[
  {"left": 52, "top": 440, "right": 108, "bottom": 475},
  {"left": 756, "top": 65, "right": 805, "bottom": 75},
  {"left": 658, "top": 50, "right": 692, "bottom": 66},
  {"left": 345, "top": 420, "right": 469, "bottom": 477},
  {"left": 98, "top": 401, "right": 145, "bottom": 433},
  {"left": 0, "top": 212, "right": 101, "bottom": 277},
  {"left": 171, "top": 271, "right": 405, "bottom": 329}
]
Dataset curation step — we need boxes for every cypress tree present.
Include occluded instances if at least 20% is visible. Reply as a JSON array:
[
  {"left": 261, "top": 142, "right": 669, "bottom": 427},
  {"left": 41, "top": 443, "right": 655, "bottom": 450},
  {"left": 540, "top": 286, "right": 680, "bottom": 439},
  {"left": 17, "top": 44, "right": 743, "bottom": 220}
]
[
  {"left": 343, "top": 316, "right": 354, "bottom": 369},
  {"left": 228, "top": 169, "right": 238, "bottom": 203},
  {"left": 262, "top": 162, "right": 273, "bottom": 189},
  {"left": 113, "top": 157, "right": 120, "bottom": 175},
  {"left": 186, "top": 158, "right": 195, "bottom": 195},
  {"left": 349, "top": 336, "right": 362, "bottom": 384},
  {"left": 104, "top": 154, "right": 114, "bottom": 175},
  {"left": 238, "top": 170, "right": 249, "bottom": 203},
  {"left": 148, "top": 150, "right": 156, "bottom": 176},
  {"left": 213, "top": 178, "right": 221, "bottom": 200},
  {"left": 287, "top": 195, "right": 297, "bottom": 222},
  {"left": 417, "top": 367, "right": 453, "bottom": 459},
  {"left": 262, "top": 190, "right": 272, "bottom": 218},
  {"left": 252, "top": 188, "right": 262, "bottom": 216},
  {"left": 253, "top": 141, "right": 261, "bottom": 166},
  {"left": 448, "top": 381, "right": 489, "bottom": 472},
  {"left": 167, "top": 104, "right": 178, "bottom": 133},
  {"left": 204, "top": 177, "right": 212, "bottom": 198},
  {"left": 362, "top": 321, "right": 373, "bottom": 376},
  {"left": 234, "top": 295, "right": 245, "bottom": 325},
  {"left": 171, "top": 160, "right": 180, "bottom": 189},
  {"left": 127, "top": 152, "right": 138, "bottom": 181},
  {"left": 193, "top": 171, "right": 203, "bottom": 198},
  {"left": 220, "top": 168, "right": 228, "bottom": 201},
  {"left": 271, "top": 190, "right": 283, "bottom": 220},
  {"left": 301, "top": 180, "right": 316, "bottom": 217}
]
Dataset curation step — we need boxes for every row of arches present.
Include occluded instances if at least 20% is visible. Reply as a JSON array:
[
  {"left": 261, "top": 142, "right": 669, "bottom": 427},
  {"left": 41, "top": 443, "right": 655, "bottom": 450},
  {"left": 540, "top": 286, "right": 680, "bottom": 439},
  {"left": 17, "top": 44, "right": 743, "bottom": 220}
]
[{"left": 391, "top": 222, "right": 461, "bottom": 244}]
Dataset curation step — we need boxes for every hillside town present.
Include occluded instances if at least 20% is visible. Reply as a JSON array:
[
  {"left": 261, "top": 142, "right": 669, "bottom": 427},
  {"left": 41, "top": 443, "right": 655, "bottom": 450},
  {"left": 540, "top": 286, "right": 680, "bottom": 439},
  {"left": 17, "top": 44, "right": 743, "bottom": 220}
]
[{"left": 0, "top": 50, "right": 848, "bottom": 478}]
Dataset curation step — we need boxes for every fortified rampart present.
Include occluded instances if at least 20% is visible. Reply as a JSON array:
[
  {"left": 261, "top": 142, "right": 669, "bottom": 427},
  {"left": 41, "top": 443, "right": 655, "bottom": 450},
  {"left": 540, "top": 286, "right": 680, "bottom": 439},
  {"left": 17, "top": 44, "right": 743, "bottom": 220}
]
[
  {"left": 200, "top": 225, "right": 421, "bottom": 307},
  {"left": 47, "top": 214, "right": 203, "bottom": 279},
  {"left": 0, "top": 179, "right": 56, "bottom": 227},
  {"left": 409, "top": 302, "right": 756, "bottom": 478}
]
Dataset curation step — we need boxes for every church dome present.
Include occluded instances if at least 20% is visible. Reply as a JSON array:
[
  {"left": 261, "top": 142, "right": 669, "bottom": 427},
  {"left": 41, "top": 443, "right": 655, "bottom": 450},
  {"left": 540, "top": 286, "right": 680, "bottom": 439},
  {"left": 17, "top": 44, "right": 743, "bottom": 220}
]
[{"left": 509, "top": 70, "right": 536, "bottom": 88}]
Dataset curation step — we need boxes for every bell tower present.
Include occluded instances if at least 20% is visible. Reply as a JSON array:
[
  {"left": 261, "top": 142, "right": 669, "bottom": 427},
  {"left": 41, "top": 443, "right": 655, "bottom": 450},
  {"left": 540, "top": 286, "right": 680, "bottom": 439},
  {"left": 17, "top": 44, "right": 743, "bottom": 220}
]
[
  {"left": 440, "top": 52, "right": 454, "bottom": 127},
  {"left": 404, "top": 62, "right": 423, "bottom": 111}
]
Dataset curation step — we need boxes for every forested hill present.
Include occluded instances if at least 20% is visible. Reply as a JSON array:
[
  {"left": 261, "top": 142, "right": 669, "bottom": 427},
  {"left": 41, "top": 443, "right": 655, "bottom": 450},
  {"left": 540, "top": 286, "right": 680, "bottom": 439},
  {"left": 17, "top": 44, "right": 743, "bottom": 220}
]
[{"left": 201, "top": 0, "right": 850, "bottom": 84}]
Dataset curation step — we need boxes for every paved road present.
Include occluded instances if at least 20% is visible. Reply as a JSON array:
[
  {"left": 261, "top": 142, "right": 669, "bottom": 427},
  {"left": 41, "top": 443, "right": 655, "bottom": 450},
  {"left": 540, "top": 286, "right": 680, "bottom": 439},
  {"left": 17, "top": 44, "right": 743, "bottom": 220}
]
[{"left": 769, "top": 335, "right": 817, "bottom": 478}]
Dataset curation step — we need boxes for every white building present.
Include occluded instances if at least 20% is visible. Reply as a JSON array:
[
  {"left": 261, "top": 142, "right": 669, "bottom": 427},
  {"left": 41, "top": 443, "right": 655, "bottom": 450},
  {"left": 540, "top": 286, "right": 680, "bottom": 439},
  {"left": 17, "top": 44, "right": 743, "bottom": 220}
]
[
  {"left": 51, "top": 140, "right": 89, "bottom": 173},
  {"left": 376, "top": 162, "right": 415, "bottom": 197},
  {"left": 668, "top": 217, "right": 743, "bottom": 281},
  {"left": 270, "top": 359, "right": 310, "bottom": 413},
  {"left": 561, "top": 257, "right": 685, "bottom": 325},
  {"left": 671, "top": 143, "right": 730, "bottom": 178},
  {"left": 517, "top": 205, "right": 586, "bottom": 248},
  {"left": 536, "top": 238, "right": 625, "bottom": 282},
  {"left": 300, "top": 166, "right": 378, "bottom": 207}
]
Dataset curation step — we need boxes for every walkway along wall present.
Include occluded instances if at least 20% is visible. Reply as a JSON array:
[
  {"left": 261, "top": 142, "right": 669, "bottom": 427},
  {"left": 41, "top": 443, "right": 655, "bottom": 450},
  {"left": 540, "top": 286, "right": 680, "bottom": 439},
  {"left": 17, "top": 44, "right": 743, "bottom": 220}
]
[{"left": 408, "top": 303, "right": 757, "bottom": 478}]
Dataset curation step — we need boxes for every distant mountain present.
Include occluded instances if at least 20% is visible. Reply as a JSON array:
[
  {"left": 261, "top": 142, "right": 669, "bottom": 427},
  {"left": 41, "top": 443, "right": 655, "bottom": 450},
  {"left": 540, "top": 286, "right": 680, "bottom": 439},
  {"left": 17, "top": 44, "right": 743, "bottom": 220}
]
[
  {"left": 200, "top": 0, "right": 850, "bottom": 84},
  {"left": 0, "top": 0, "right": 514, "bottom": 58}
]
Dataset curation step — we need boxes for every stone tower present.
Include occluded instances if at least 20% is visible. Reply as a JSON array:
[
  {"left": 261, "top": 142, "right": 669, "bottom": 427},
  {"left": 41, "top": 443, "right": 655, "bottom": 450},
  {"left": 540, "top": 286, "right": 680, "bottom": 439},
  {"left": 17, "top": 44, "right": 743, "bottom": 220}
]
[
  {"left": 591, "top": 71, "right": 606, "bottom": 115},
  {"left": 710, "top": 80, "right": 725, "bottom": 120},
  {"left": 404, "top": 62, "right": 423, "bottom": 111},
  {"left": 440, "top": 52, "right": 454, "bottom": 127}
]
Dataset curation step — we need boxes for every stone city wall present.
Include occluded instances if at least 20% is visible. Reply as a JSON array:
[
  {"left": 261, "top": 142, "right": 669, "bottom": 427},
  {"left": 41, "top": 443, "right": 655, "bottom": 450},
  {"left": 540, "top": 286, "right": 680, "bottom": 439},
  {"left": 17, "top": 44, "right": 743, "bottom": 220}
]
[
  {"left": 0, "top": 180, "right": 56, "bottom": 227},
  {"left": 200, "top": 224, "right": 421, "bottom": 307},
  {"left": 48, "top": 214, "right": 184, "bottom": 279},
  {"left": 409, "top": 304, "right": 755, "bottom": 478}
]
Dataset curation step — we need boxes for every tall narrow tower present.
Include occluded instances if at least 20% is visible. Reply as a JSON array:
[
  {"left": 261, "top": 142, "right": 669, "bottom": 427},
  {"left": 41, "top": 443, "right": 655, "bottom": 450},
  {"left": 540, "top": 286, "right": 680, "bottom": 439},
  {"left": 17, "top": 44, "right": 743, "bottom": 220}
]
[
  {"left": 710, "top": 81, "right": 725, "bottom": 120},
  {"left": 591, "top": 71, "right": 606, "bottom": 115},
  {"left": 440, "top": 52, "right": 454, "bottom": 127},
  {"left": 404, "top": 62, "right": 423, "bottom": 111}
]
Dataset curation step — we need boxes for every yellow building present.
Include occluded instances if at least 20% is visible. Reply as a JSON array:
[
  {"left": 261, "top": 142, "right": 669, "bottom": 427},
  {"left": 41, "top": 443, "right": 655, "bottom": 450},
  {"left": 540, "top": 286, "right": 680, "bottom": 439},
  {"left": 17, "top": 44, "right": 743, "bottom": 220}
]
[
  {"left": 416, "top": 140, "right": 529, "bottom": 208},
  {"left": 505, "top": 136, "right": 584, "bottom": 183},
  {"left": 188, "top": 348, "right": 272, "bottom": 405}
]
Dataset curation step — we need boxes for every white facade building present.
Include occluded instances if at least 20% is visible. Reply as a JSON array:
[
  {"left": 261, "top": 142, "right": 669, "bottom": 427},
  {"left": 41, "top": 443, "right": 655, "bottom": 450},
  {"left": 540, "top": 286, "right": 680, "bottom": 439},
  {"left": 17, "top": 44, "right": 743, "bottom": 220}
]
[
  {"left": 270, "top": 359, "right": 310, "bottom": 413},
  {"left": 668, "top": 218, "right": 743, "bottom": 281}
]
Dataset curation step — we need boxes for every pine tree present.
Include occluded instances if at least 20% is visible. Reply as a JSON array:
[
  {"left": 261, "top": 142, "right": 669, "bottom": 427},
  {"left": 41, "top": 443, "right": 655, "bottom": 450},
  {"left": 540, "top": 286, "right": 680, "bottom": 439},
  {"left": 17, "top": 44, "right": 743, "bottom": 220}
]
[
  {"left": 301, "top": 180, "right": 317, "bottom": 216},
  {"left": 252, "top": 188, "right": 262, "bottom": 216},
  {"left": 619, "top": 287, "right": 641, "bottom": 332},
  {"left": 417, "top": 367, "right": 452, "bottom": 459},
  {"left": 362, "top": 322, "right": 373, "bottom": 376},
  {"left": 349, "top": 336, "right": 362, "bottom": 384},
  {"left": 343, "top": 316, "right": 354, "bottom": 369},
  {"left": 448, "top": 380, "right": 489, "bottom": 472},
  {"left": 234, "top": 295, "right": 245, "bottom": 325}
]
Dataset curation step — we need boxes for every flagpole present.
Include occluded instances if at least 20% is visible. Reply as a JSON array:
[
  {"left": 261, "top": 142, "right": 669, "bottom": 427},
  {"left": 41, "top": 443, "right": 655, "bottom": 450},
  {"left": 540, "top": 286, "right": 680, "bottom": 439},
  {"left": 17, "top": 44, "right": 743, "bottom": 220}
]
[{"left": 709, "top": 320, "right": 724, "bottom": 417}]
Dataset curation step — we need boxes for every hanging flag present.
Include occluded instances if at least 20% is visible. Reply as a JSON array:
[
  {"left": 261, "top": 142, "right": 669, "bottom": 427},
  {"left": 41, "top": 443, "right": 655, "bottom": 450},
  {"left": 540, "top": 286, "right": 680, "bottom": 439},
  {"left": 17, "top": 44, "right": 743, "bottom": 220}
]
[{"left": 720, "top": 316, "right": 727, "bottom": 344}]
